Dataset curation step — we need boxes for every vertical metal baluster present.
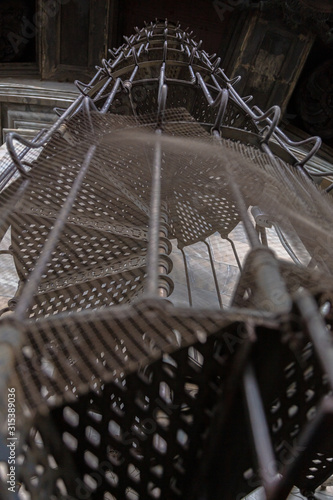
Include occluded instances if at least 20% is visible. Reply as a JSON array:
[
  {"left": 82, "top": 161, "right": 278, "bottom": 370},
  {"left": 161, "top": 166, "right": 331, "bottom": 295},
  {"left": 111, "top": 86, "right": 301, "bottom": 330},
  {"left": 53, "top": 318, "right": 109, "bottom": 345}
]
[
  {"left": 188, "top": 65, "right": 195, "bottom": 82},
  {"left": 181, "top": 247, "right": 193, "bottom": 307},
  {"left": 93, "top": 77, "right": 113, "bottom": 101},
  {"left": 259, "top": 226, "right": 268, "bottom": 247},
  {"left": 137, "top": 43, "right": 144, "bottom": 57},
  {"left": 296, "top": 290, "right": 333, "bottom": 390},
  {"left": 243, "top": 363, "right": 280, "bottom": 496},
  {"left": 146, "top": 129, "right": 163, "bottom": 296},
  {"left": 157, "top": 208, "right": 173, "bottom": 299},
  {"left": 145, "top": 55, "right": 169, "bottom": 296},
  {"left": 110, "top": 51, "right": 125, "bottom": 70},
  {"left": 272, "top": 223, "right": 302, "bottom": 265},
  {"left": 204, "top": 239, "right": 223, "bottom": 309},
  {"left": 226, "top": 237, "right": 243, "bottom": 271},
  {"left": 100, "top": 78, "right": 122, "bottom": 114},
  {"left": 147, "top": 66, "right": 164, "bottom": 295}
]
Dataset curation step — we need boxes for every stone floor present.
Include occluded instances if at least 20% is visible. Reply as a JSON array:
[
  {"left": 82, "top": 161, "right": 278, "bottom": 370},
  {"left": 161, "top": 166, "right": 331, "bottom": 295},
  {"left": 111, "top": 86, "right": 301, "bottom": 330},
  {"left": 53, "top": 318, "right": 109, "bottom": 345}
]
[
  {"left": 0, "top": 143, "right": 43, "bottom": 314},
  {"left": 168, "top": 217, "right": 297, "bottom": 309}
]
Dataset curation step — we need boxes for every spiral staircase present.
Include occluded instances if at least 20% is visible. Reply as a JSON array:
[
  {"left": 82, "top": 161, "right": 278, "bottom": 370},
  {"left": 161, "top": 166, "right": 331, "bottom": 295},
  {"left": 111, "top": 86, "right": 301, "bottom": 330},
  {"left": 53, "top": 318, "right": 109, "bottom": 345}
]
[{"left": 0, "top": 20, "right": 333, "bottom": 500}]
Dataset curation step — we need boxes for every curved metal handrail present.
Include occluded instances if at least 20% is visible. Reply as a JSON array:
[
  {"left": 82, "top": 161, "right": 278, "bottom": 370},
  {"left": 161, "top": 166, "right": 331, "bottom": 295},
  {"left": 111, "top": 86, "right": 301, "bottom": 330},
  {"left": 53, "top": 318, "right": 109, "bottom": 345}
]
[{"left": 6, "top": 96, "right": 98, "bottom": 178}]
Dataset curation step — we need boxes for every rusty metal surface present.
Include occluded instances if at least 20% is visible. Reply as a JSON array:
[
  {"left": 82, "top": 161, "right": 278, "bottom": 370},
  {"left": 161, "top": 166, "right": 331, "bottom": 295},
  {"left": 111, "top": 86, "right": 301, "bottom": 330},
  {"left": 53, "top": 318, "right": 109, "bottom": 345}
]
[{"left": 0, "top": 19, "right": 333, "bottom": 500}]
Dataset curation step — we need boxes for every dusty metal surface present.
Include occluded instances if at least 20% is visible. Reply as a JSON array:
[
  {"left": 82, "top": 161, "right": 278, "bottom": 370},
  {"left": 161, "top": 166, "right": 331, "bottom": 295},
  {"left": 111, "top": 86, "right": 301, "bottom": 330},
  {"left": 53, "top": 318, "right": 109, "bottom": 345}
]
[{"left": 0, "top": 20, "right": 333, "bottom": 500}]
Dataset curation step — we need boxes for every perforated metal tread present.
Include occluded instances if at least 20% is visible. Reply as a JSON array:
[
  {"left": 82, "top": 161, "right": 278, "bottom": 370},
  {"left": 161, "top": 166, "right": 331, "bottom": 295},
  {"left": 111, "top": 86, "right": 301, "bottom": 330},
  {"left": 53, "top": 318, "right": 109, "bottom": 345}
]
[
  {"left": 9, "top": 108, "right": 311, "bottom": 254},
  {"left": 26, "top": 269, "right": 146, "bottom": 319},
  {"left": 13, "top": 298, "right": 251, "bottom": 412},
  {"left": 10, "top": 293, "right": 333, "bottom": 499},
  {"left": 10, "top": 214, "right": 148, "bottom": 284}
]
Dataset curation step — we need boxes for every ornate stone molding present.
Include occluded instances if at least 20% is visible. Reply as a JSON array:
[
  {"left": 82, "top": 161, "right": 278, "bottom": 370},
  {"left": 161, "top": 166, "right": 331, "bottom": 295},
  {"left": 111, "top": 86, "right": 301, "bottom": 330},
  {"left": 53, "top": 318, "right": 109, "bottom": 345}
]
[{"left": 0, "top": 79, "right": 78, "bottom": 140}]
